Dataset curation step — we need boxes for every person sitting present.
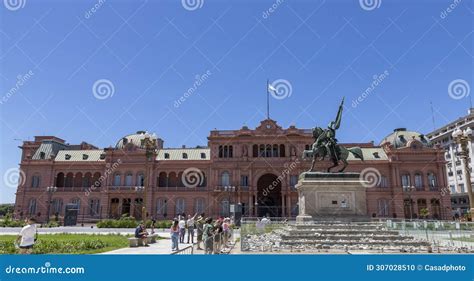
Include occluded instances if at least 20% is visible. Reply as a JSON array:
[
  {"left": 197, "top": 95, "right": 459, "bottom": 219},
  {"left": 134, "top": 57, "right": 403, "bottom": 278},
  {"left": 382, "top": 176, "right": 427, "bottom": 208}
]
[{"left": 134, "top": 222, "right": 149, "bottom": 247}]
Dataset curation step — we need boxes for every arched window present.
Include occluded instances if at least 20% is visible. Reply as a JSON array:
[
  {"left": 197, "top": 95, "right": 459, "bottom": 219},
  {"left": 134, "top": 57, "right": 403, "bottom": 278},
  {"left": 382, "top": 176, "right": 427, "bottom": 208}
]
[
  {"left": 168, "top": 172, "right": 178, "bottom": 187},
  {"left": 229, "top": 146, "right": 233, "bottom": 158},
  {"left": 156, "top": 198, "right": 167, "bottom": 215},
  {"left": 279, "top": 144, "right": 285, "bottom": 157},
  {"left": 65, "top": 173, "right": 74, "bottom": 188},
  {"left": 199, "top": 172, "right": 207, "bottom": 188},
  {"left": 124, "top": 173, "right": 133, "bottom": 186},
  {"left": 113, "top": 173, "right": 121, "bottom": 186},
  {"left": 31, "top": 175, "right": 40, "bottom": 188},
  {"left": 431, "top": 199, "right": 441, "bottom": 219},
  {"left": 272, "top": 144, "right": 278, "bottom": 157},
  {"left": 136, "top": 173, "right": 144, "bottom": 187},
  {"left": 401, "top": 174, "right": 411, "bottom": 187},
  {"left": 158, "top": 172, "right": 167, "bottom": 187},
  {"left": 83, "top": 173, "right": 92, "bottom": 188},
  {"left": 428, "top": 172, "right": 437, "bottom": 189},
  {"left": 56, "top": 172, "right": 65, "bottom": 187},
  {"left": 253, "top": 145, "right": 258, "bottom": 157},
  {"left": 175, "top": 198, "right": 185, "bottom": 215},
  {"left": 28, "top": 199, "right": 37, "bottom": 216},
  {"left": 259, "top": 144, "right": 265, "bottom": 157},
  {"left": 265, "top": 144, "right": 272, "bottom": 157},
  {"left": 92, "top": 172, "right": 101, "bottom": 188},
  {"left": 414, "top": 173, "right": 423, "bottom": 189},
  {"left": 194, "top": 198, "right": 205, "bottom": 214},
  {"left": 74, "top": 173, "right": 82, "bottom": 187},
  {"left": 221, "top": 171, "right": 230, "bottom": 186},
  {"left": 218, "top": 146, "right": 223, "bottom": 158},
  {"left": 178, "top": 172, "right": 184, "bottom": 188}
]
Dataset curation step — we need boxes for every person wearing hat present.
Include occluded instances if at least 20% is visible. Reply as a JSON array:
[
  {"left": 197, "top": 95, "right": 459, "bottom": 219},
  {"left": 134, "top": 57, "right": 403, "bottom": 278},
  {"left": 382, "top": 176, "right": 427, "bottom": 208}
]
[{"left": 195, "top": 213, "right": 205, "bottom": 250}]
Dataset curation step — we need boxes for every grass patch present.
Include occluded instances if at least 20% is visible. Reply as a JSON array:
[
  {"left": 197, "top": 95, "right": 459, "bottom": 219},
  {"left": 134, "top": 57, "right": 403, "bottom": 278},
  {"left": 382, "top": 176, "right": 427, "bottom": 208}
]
[{"left": 0, "top": 233, "right": 131, "bottom": 254}]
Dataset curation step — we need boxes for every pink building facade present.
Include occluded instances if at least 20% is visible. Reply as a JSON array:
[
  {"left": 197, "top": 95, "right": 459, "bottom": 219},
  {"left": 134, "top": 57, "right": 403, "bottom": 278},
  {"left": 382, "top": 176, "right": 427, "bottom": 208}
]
[{"left": 14, "top": 119, "right": 451, "bottom": 222}]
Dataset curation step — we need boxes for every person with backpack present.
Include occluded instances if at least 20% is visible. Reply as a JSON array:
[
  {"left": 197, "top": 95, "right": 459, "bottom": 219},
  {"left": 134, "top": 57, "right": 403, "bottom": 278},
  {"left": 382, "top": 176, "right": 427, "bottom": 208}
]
[{"left": 202, "top": 217, "right": 214, "bottom": 254}]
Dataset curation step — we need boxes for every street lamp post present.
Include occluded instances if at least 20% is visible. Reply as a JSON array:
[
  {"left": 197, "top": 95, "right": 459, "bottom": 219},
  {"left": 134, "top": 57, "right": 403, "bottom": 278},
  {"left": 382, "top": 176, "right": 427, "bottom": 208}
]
[
  {"left": 403, "top": 185, "right": 415, "bottom": 220},
  {"left": 142, "top": 134, "right": 156, "bottom": 223},
  {"left": 46, "top": 186, "right": 57, "bottom": 223},
  {"left": 452, "top": 127, "right": 474, "bottom": 218}
]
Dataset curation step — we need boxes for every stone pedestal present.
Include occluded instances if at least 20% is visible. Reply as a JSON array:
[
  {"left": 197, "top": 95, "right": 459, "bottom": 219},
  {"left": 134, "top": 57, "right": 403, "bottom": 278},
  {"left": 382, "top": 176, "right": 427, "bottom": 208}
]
[{"left": 296, "top": 172, "right": 368, "bottom": 223}]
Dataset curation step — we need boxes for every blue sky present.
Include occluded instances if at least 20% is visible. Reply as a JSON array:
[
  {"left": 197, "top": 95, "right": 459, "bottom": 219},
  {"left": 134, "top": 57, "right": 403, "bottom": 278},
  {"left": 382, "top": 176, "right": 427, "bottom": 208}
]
[{"left": 0, "top": 0, "right": 472, "bottom": 203}]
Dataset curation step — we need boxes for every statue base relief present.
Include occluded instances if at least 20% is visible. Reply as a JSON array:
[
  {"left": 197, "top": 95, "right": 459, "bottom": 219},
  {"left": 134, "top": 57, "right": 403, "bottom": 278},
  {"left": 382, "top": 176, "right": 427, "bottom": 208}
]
[{"left": 295, "top": 172, "right": 369, "bottom": 224}]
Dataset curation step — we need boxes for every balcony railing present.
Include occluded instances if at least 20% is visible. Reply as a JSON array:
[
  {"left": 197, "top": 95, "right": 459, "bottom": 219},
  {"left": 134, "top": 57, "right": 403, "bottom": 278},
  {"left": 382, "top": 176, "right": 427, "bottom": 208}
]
[{"left": 155, "top": 186, "right": 207, "bottom": 191}]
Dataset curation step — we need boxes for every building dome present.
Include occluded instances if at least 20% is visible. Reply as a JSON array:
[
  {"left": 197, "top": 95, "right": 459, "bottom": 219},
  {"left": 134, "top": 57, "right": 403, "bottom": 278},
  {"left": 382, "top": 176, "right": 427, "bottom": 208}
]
[
  {"left": 380, "top": 128, "right": 431, "bottom": 148},
  {"left": 115, "top": 131, "right": 159, "bottom": 149}
]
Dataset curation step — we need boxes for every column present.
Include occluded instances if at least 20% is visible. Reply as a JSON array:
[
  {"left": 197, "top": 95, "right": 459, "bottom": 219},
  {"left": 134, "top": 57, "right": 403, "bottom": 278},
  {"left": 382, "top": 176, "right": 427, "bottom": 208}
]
[{"left": 281, "top": 193, "right": 285, "bottom": 217}]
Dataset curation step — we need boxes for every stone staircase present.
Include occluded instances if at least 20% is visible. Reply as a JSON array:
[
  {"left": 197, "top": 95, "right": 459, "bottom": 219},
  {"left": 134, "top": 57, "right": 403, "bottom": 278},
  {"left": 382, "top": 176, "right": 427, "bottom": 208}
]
[
  {"left": 279, "top": 222, "right": 431, "bottom": 250},
  {"left": 242, "top": 221, "right": 433, "bottom": 253}
]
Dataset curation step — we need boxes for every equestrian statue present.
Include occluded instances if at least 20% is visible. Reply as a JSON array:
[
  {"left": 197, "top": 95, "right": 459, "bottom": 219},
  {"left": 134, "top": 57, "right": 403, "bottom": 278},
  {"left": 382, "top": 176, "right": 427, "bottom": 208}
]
[{"left": 304, "top": 97, "right": 364, "bottom": 173}]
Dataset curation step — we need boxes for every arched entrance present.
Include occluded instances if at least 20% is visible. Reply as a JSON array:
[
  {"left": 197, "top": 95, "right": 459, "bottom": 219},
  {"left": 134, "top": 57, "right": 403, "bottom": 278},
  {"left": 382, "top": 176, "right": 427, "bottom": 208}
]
[{"left": 257, "top": 174, "right": 282, "bottom": 217}]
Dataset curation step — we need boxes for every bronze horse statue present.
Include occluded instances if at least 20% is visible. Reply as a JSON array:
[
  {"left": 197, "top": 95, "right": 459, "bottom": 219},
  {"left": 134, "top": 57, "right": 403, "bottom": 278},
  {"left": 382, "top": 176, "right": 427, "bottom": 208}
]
[{"left": 304, "top": 127, "right": 364, "bottom": 173}]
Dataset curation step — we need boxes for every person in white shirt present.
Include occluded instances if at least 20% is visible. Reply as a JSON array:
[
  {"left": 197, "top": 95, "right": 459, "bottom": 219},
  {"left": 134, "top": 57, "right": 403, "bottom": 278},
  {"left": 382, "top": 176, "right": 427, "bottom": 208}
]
[
  {"left": 16, "top": 218, "right": 37, "bottom": 254},
  {"left": 178, "top": 215, "right": 186, "bottom": 243},
  {"left": 186, "top": 213, "right": 197, "bottom": 244}
]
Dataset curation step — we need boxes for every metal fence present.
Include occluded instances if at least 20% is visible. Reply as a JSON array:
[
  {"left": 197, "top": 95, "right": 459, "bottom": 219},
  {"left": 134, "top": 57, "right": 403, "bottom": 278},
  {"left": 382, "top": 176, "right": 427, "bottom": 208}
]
[{"left": 171, "top": 245, "right": 194, "bottom": 255}]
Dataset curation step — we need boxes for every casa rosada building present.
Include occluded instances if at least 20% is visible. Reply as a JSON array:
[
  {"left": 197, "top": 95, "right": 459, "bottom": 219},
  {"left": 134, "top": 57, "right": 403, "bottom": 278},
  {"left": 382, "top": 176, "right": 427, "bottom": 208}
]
[{"left": 14, "top": 119, "right": 451, "bottom": 222}]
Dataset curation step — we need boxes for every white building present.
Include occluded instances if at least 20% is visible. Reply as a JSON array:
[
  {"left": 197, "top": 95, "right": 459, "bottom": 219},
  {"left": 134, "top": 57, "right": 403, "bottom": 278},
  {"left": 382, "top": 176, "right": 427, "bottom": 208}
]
[{"left": 427, "top": 108, "right": 474, "bottom": 215}]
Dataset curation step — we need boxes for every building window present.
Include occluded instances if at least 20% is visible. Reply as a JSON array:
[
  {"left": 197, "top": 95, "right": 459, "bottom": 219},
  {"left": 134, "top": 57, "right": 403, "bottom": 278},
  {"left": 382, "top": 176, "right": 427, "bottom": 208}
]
[
  {"left": 290, "top": 175, "right": 298, "bottom": 188},
  {"left": 52, "top": 198, "right": 63, "bottom": 215},
  {"left": 378, "top": 176, "right": 388, "bottom": 188},
  {"left": 82, "top": 173, "right": 92, "bottom": 188},
  {"left": 158, "top": 172, "right": 167, "bottom": 187},
  {"left": 182, "top": 153, "right": 188, "bottom": 159},
  {"left": 200, "top": 153, "right": 206, "bottom": 159},
  {"left": 164, "top": 153, "right": 170, "bottom": 159},
  {"left": 31, "top": 175, "right": 40, "bottom": 188},
  {"left": 219, "top": 146, "right": 233, "bottom": 158},
  {"left": 414, "top": 173, "right": 423, "bottom": 189},
  {"left": 125, "top": 173, "right": 133, "bottom": 186},
  {"left": 221, "top": 171, "right": 230, "bottom": 186},
  {"left": 39, "top": 152, "right": 45, "bottom": 159},
  {"left": 28, "top": 199, "right": 37, "bottom": 216},
  {"left": 427, "top": 172, "right": 437, "bottom": 189},
  {"left": 175, "top": 198, "right": 185, "bottom": 215},
  {"left": 401, "top": 174, "right": 411, "bottom": 187},
  {"left": 65, "top": 173, "right": 74, "bottom": 188},
  {"left": 240, "top": 175, "right": 248, "bottom": 187},
  {"left": 113, "top": 173, "right": 121, "bottom": 186},
  {"left": 377, "top": 199, "right": 389, "bottom": 217},
  {"left": 194, "top": 198, "right": 205, "bottom": 214},
  {"left": 136, "top": 173, "right": 144, "bottom": 187},
  {"left": 156, "top": 198, "right": 167, "bottom": 216},
  {"left": 253, "top": 145, "right": 258, "bottom": 157},
  {"left": 279, "top": 144, "right": 285, "bottom": 157},
  {"left": 89, "top": 198, "right": 100, "bottom": 217},
  {"left": 220, "top": 200, "right": 230, "bottom": 216},
  {"left": 450, "top": 185, "right": 456, "bottom": 193}
]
